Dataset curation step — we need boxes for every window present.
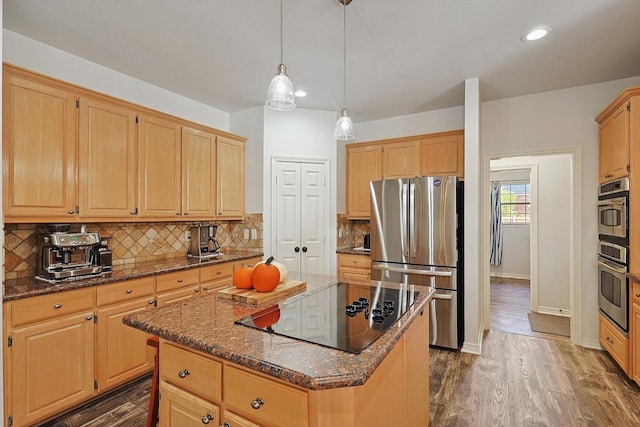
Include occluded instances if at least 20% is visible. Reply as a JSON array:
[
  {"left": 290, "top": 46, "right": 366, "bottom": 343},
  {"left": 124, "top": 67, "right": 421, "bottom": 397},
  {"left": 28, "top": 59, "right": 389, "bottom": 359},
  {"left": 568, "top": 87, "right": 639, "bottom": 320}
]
[{"left": 500, "top": 182, "right": 530, "bottom": 224}]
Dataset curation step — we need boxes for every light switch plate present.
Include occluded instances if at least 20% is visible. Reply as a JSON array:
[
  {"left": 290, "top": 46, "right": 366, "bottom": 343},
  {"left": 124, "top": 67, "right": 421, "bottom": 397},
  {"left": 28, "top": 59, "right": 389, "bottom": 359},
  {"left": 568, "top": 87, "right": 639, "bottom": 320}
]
[{"left": 243, "top": 229, "right": 250, "bottom": 240}]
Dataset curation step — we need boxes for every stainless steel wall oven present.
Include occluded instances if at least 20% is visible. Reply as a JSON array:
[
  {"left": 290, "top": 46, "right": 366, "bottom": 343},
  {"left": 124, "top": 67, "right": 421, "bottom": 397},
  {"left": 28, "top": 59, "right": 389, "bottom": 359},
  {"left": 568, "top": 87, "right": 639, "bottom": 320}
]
[{"left": 597, "top": 177, "right": 629, "bottom": 334}]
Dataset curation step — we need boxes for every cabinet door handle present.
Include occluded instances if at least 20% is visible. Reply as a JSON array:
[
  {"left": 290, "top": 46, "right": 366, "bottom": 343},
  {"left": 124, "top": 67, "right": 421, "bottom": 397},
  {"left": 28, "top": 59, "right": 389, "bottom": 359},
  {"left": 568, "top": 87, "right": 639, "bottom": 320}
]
[
  {"left": 176, "top": 212, "right": 182, "bottom": 216},
  {"left": 85, "top": 315, "right": 93, "bottom": 321},
  {"left": 202, "top": 286, "right": 209, "bottom": 291},
  {"left": 251, "top": 397, "right": 264, "bottom": 409},
  {"left": 178, "top": 278, "right": 183, "bottom": 283},
  {"left": 54, "top": 304, "right": 62, "bottom": 309},
  {"left": 126, "top": 289, "right": 133, "bottom": 294},
  {"left": 217, "top": 271, "right": 222, "bottom": 275},
  {"left": 636, "top": 293, "right": 640, "bottom": 298},
  {"left": 201, "top": 414, "right": 214, "bottom": 424},
  {"left": 184, "top": 212, "right": 189, "bottom": 216},
  {"left": 178, "top": 369, "right": 190, "bottom": 378},
  {"left": 606, "top": 336, "right": 614, "bottom": 345},
  {"left": 194, "top": 287, "right": 200, "bottom": 292},
  {"left": 149, "top": 300, "right": 155, "bottom": 305},
  {"left": 130, "top": 208, "right": 138, "bottom": 215},
  {"left": 67, "top": 209, "right": 76, "bottom": 215}
]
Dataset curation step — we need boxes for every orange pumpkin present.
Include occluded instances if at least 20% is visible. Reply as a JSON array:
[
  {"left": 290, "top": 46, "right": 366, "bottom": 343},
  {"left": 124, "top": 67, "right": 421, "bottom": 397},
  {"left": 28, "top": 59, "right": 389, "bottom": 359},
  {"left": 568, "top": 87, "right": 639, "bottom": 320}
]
[
  {"left": 251, "top": 306, "right": 281, "bottom": 329},
  {"left": 252, "top": 256, "right": 280, "bottom": 292},
  {"left": 233, "top": 267, "right": 254, "bottom": 289}
]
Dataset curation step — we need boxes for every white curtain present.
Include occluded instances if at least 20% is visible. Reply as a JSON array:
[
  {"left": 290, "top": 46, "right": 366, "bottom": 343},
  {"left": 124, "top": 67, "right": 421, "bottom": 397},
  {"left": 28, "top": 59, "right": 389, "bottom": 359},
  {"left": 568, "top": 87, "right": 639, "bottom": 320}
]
[{"left": 490, "top": 182, "right": 503, "bottom": 266}]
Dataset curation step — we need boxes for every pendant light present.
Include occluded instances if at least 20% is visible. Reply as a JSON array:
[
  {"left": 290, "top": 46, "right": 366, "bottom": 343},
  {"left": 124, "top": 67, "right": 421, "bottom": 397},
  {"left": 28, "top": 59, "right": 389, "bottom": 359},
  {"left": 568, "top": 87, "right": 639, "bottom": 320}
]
[
  {"left": 334, "top": 0, "right": 355, "bottom": 141},
  {"left": 266, "top": 0, "right": 296, "bottom": 111}
]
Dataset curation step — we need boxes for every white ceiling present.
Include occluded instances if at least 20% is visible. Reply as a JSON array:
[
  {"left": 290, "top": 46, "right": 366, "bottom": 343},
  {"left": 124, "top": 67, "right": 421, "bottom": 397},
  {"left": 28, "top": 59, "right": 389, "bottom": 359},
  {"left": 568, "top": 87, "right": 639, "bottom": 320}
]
[{"left": 4, "top": 0, "right": 640, "bottom": 123}]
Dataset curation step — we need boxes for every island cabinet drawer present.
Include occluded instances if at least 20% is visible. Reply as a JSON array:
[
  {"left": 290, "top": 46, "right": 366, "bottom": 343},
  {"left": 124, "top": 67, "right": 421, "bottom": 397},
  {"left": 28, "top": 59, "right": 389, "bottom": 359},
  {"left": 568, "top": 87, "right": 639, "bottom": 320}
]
[
  {"left": 160, "top": 342, "right": 222, "bottom": 403},
  {"left": 599, "top": 313, "right": 629, "bottom": 372},
  {"left": 96, "top": 277, "right": 155, "bottom": 306},
  {"left": 223, "top": 364, "right": 308, "bottom": 427},
  {"left": 200, "top": 262, "right": 234, "bottom": 282},
  {"left": 157, "top": 269, "right": 200, "bottom": 293},
  {"left": 233, "top": 256, "right": 263, "bottom": 270},
  {"left": 338, "top": 253, "right": 371, "bottom": 269},
  {"left": 10, "top": 287, "right": 94, "bottom": 327}
]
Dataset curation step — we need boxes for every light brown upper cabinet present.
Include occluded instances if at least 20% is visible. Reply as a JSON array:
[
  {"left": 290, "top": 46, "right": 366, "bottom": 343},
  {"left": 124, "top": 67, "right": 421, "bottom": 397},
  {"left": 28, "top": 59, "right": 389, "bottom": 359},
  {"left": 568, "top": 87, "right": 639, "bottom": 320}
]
[
  {"left": 421, "top": 131, "right": 464, "bottom": 178},
  {"left": 346, "top": 130, "right": 463, "bottom": 219},
  {"left": 381, "top": 140, "right": 420, "bottom": 179},
  {"left": 216, "top": 136, "right": 245, "bottom": 219},
  {"left": 598, "top": 101, "right": 630, "bottom": 183},
  {"left": 3, "top": 64, "right": 247, "bottom": 222},
  {"left": 346, "top": 145, "right": 382, "bottom": 219},
  {"left": 2, "top": 72, "right": 78, "bottom": 222},
  {"left": 79, "top": 96, "right": 138, "bottom": 218},
  {"left": 137, "top": 114, "right": 182, "bottom": 219}
]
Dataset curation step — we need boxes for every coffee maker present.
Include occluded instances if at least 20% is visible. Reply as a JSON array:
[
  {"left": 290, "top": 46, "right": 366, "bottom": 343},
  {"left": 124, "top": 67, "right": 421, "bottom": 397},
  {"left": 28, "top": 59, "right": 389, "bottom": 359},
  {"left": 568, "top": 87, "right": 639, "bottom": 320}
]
[
  {"left": 37, "top": 224, "right": 103, "bottom": 281},
  {"left": 188, "top": 224, "right": 221, "bottom": 259}
]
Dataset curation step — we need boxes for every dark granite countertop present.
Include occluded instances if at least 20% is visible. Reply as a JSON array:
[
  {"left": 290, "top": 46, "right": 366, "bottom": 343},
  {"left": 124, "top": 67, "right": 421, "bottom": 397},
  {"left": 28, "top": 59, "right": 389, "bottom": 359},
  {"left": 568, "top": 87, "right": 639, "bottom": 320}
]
[
  {"left": 336, "top": 247, "right": 371, "bottom": 256},
  {"left": 3, "top": 250, "right": 263, "bottom": 302},
  {"left": 123, "top": 272, "right": 433, "bottom": 391}
]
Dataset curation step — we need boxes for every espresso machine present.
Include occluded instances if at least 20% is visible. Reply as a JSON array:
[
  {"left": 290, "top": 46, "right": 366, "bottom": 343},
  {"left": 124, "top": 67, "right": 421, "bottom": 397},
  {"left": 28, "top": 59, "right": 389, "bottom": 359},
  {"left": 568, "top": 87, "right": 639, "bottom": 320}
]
[
  {"left": 37, "top": 224, "right": 104, "bottom": 282},
  {"left": 188, "top": 224, "right": 221, "bottom": 259}
]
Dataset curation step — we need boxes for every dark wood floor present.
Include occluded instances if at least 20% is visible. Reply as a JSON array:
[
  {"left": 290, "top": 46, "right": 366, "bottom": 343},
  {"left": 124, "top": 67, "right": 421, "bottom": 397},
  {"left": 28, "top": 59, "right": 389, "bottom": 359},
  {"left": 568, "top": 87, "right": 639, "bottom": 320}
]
[
  {"left": 45, "top": 280, "right": 640, "bottom": 426},
  {"left": 490, "top": 276, "right": 569, "bottom": 341}
]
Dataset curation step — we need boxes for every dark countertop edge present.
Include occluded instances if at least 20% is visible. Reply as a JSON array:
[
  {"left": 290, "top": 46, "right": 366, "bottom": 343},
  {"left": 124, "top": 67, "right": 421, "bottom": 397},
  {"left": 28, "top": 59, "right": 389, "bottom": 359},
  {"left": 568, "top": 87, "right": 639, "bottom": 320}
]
[
  {"left": 123, "top": 285, "right": 434, "bottom": 391},
  {"left": 3, "top": 251, "right": 264, "bottom": 302},
  {"left": 336, "top": 247, "right": 371, "bottom": 256}
]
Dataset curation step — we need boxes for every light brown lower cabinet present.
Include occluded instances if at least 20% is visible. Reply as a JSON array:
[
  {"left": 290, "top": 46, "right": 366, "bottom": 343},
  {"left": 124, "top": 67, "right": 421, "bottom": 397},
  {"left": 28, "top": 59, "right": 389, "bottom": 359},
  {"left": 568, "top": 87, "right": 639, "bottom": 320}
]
[
  {"left": 337, "top": 253, "right": 371, "bottom": 281},
  {"left": 96, "top": 277, "right": 156, "bottom": 392},
  {"left": 7, "top": 288, "right": 95, "bottom": 427},
  {"left": 599, "top": 313, "right": 629, "bottom": 374},
  {"left": 157, "top": 306, "right": 429, "bottom": 427}
]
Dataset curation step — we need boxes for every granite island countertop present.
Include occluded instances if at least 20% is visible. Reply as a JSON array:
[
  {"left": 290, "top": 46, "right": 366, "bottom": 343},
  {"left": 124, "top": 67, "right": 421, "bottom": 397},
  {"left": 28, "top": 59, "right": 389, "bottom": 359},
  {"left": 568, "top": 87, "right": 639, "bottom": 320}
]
[
  {"left": 336, "top": 247, "right": 371, "bottom": 256},
  {"left": 3, "top": 249, "right": 263, "bottom": 302},
  {"left": 123, "top": 272, "right": 434, "bottom": 391}
]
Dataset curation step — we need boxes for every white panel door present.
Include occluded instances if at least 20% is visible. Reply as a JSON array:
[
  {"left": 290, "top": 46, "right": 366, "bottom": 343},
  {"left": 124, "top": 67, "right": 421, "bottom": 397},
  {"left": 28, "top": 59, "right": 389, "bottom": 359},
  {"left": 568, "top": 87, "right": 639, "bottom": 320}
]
[{"left": 275, "top": 160, "right": 329, "bottom": 275}]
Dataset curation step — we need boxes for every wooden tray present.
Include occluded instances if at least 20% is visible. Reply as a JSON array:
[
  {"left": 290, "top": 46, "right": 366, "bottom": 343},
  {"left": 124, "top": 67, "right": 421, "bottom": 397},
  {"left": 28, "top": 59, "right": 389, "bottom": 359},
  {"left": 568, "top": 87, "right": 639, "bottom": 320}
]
[{"left": 217, "top": 280, "right": 306, "bottom": 305}]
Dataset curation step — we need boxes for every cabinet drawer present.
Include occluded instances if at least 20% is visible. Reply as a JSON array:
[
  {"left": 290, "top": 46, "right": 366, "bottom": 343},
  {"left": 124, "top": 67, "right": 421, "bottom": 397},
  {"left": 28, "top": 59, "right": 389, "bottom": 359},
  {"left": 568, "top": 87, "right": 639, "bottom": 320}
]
[
  {"left": 157, "top": 269, "right": 200, "bottom": 293},
  {"left": 599, "top": 314, "right": 629, "bottom": 372},
  {"left": 96, "top": 277, "right": 155, "bottom": 307},
  {"left": 200, "top": 262, "right": 234, "bottom": 282},
  {"left": 10, "top": 287, "right": 94, "bottom": 327},
  {"left": 233, "top": 257, "right": 263, "bottom": 270},
  {"left": 224, "top": 365, "right": 308, "bottom": 427},
  {"left": 160, "top": 342, "right": 222, "bottom": 403},
  {"left": 338, "top": 254, "right": 371, "bottom": 269}
]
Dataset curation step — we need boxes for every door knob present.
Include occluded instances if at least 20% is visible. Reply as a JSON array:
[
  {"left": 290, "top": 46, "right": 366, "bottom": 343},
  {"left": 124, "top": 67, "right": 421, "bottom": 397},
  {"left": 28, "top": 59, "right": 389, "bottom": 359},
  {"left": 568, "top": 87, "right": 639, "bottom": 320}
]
[
  {"left": 302, "top": 246, "right": 308, "bottom": 253},
  {"left": 294, "top": 247, "right": 300, "bottom": 252}
]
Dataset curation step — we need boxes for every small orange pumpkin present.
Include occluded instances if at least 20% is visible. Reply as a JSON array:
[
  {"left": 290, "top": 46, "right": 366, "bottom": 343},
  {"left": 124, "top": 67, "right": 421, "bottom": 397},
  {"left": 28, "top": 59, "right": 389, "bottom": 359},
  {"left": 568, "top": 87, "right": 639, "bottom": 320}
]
[
  {"left": 252, "top": 256, "right": 280, "bottom": 292},
  {"left": 233, "top": 267, "right": 254, "bottom": 289}
]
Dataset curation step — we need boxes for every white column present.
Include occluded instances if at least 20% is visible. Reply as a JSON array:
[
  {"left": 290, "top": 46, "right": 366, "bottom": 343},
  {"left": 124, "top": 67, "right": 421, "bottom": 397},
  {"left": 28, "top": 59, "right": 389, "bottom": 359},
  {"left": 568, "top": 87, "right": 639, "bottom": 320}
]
[{"left": 462, "top": 78, "right": 483, "bottom": 354}]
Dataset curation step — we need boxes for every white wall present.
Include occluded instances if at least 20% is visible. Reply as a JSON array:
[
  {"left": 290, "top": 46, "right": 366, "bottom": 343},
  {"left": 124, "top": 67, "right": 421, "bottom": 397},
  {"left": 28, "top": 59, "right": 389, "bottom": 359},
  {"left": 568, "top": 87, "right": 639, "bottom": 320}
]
[
  {"left": 262, "top": 107, "right": 338, "bottom": 274},
  {"left": 3, "top": 30, "right": 229, "bottom": 130},
  {"left": 490, "top": 167, "right": 531, "bottom": 280},
  {"left": 482, "top": 75, "right": 640, "bottom": 346}
]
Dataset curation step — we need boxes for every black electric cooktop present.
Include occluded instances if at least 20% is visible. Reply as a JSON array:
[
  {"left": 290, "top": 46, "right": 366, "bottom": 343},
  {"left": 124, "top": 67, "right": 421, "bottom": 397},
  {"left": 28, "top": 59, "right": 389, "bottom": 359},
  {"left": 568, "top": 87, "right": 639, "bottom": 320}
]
[{"left": 234, "top": 281, "right": 419, "bottom": 354}]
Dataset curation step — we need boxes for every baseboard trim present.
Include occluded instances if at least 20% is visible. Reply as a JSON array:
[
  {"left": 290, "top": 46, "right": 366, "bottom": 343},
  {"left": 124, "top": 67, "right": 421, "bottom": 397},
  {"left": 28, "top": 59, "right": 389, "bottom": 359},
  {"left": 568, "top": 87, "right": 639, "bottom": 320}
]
[
  {"left": 537, "top": 306, "right": 571, "bottom": 317},
  {"left": 490, "top": 273, "right": 530, "bottom": 281},
  {"left": 462, "top": 326, "right": 484, "bottom": 355},
  {"left": 581, "top": 337, "right": 601, "bottom": 350}
]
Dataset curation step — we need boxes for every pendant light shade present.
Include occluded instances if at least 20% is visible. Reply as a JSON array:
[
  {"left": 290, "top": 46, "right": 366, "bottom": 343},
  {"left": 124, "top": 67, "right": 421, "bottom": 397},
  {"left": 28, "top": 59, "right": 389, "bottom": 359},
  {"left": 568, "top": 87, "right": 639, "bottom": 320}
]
[
  {"left": 266, "top": 64, "right": 295, "bottom": 111},
  {"left": 266, "top": 0, "right": 296, "bottom": 111},
  {"left": 335, "top": 0, "right": 354, "bottom": 140},
  {"left": 334, "top": 108, "right": 355, "bottom": 140}
]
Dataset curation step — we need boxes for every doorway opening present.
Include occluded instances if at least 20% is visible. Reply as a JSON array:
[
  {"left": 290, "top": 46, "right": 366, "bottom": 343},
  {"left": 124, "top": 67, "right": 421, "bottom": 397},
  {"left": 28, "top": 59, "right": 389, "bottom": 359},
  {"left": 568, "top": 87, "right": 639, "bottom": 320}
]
[{"left": 484, "top": 150, "right": 579, "bottom": 343}]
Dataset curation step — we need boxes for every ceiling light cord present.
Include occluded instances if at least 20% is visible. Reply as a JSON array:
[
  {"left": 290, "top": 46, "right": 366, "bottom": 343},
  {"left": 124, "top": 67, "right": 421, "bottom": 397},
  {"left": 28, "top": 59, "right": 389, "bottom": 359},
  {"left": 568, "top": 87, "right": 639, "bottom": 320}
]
[
  {"left": 280, "top": 0, "right": 284, "bottom": 64},
  {"left": 265, "top": 0, "right": 296, "bottom": 111},
  {"left": 334, "top": 0, "right": 355, "bottom": 141},
  {"left": 342, "top": 2, "right": 347, "bottom": 109}
]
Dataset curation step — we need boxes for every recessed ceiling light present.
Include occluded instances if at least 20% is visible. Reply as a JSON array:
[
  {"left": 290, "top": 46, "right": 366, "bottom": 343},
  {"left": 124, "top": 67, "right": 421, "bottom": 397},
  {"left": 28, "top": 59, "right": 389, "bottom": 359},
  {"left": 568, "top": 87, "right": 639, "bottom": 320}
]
[
  {"left": 294, "top": 90, "right": 307, "bottom": 97},
  {"left": 522, "top": 26, "right": 552, "bottom": 42}
]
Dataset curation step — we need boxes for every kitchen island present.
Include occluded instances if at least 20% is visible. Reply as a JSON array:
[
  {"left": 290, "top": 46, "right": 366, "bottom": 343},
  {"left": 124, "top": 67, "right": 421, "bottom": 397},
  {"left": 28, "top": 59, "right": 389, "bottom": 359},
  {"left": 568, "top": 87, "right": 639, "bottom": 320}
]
[{"left": 123, "top": 272, "right": 434, "bottom": 426}]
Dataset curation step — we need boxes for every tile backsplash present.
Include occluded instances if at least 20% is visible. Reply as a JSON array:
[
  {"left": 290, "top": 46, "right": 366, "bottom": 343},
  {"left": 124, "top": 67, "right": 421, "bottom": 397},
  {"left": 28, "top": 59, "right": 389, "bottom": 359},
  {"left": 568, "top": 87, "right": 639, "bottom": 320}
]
[
  {"left": 337, "top": 214, "right": 370, "bottom": 249},
  {"left": 3, "top": 213, "right": 263, "bottom": 280}
]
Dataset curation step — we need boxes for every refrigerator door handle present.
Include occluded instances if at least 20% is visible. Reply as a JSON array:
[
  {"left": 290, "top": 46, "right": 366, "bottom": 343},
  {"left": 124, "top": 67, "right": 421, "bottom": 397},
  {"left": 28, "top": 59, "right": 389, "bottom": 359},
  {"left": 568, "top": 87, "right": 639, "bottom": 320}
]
[
  {"left": 402, "top": 181, "right": 409, "bottom": 258},
  {"left": 372, "top": 264, "right": 453, "bottom": 277},
  {"left": 409, "top": 180, "right": 416, "bottom": 258}
]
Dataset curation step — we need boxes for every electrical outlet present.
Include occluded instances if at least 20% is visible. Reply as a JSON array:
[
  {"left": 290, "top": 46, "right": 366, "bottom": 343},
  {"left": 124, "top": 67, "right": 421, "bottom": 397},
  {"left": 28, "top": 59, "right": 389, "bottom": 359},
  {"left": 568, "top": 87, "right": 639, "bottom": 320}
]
[
  {"left": 339, "top": 229, "right": 344, "bottom": 238},
  {"left": 251, "top": 229, "right": 257, "bottom": 240},
  {"left": 185, "top": 231, "right": 191, "bottom": 242},
  {"left": 244, "top": 229, "right": 250, "bottom": 240}
]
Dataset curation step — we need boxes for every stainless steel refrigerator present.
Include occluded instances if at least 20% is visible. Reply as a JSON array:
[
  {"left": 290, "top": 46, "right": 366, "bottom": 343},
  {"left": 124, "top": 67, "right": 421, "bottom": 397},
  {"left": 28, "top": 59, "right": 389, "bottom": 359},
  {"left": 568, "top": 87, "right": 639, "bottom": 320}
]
[{"left": 370, "top": 176, "right": 463, "bottom": 349}]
